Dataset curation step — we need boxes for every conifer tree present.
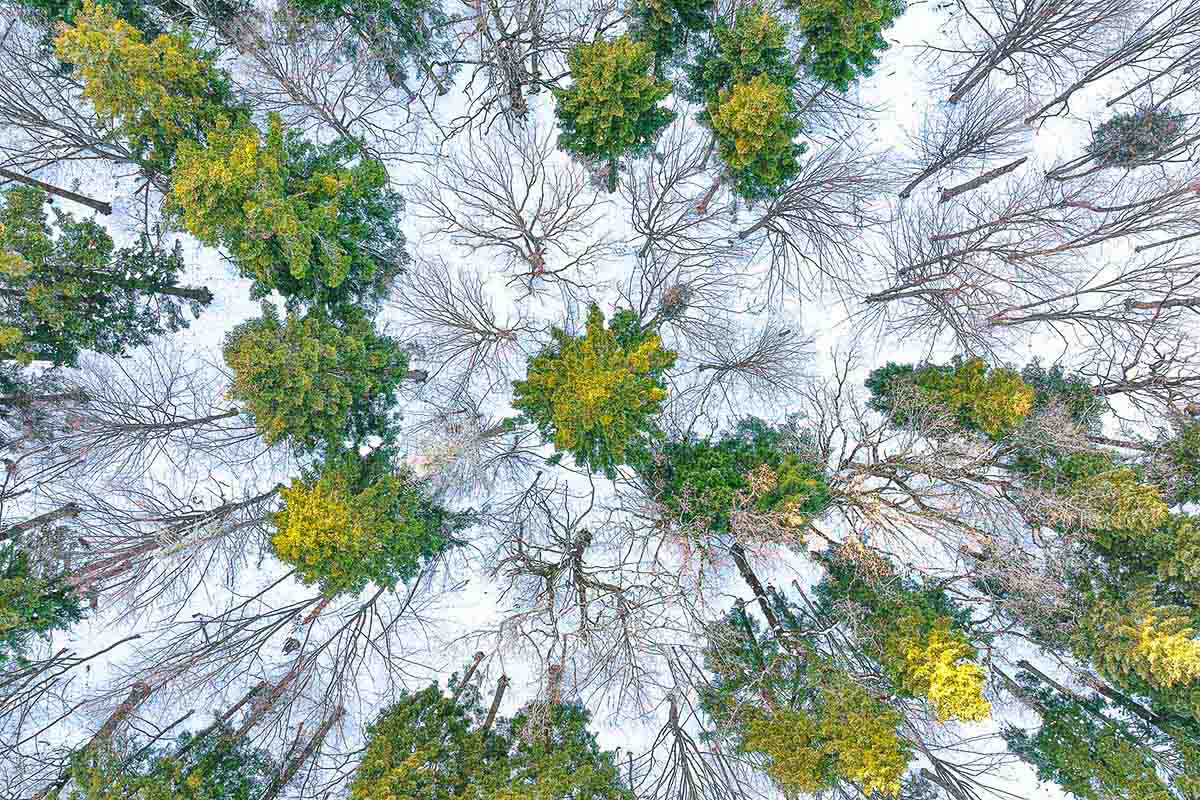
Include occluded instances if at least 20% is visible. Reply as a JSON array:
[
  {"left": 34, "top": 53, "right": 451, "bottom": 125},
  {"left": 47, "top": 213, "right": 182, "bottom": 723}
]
[
  {"left": 0, "top": 544, "right": 83, "bottom": 665},
  {"left": 553, "top": 35, "right": 675, "bottom": 192},
  {"left": 272, "top": 450, "right": 464, "bottom": 598},
  {"left": 512, "top": 305, "right": 676, "bottom": 477},
  {"left": 169, "top": 115, "right": 407, "bottom": 315},
  {"left": 53, "top": 0, "right": 245, "bottom": 173},
  {"left": 789, "top": 0, "right": 904, "bottom": 90},
  {"left": 221, "top": 305, "right": 409, "bottom": 453},
  {"left": 0, "top": 187, "right": 210, "bottom": 366},
  {"left": 629, "top": 0, "right": 713, "bottom": 75}
]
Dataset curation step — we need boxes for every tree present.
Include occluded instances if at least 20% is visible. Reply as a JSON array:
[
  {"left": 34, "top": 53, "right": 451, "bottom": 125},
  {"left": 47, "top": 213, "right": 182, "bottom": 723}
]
[
  {"left": 288, "top": 0, "right": 458, "bottom": 92},
  {"left": 0, "top": 187, "right": 210, "bottom": 366},
  {"left": 866, "top": 357, "right": 1036, "bottom": 440},
  {"left": 272, "top": 450, "right": 463, "bottom": 598},
  {"left": 791, "top": 0, "right": 905, "bottom": 90},
  {"left": 169, "top": 114, "right": 408, "bottom": 315},
  {"left": 685, "top": 5, "right": 804, "bottom": 198},
  {"left": 221, "top": 305, "right": 409, "bottom": 452},
  {"left": 1089, "top": 108, "right": 1187, "bottom": 168},
  {"left": 553, "top": 35, "right": 674, "bottom": 192},
  {"left": 629, "top": 0, "right": 713, "bottom": 75},
  {"left": 497, "top": 702, "right": 632, "bottom": 800},
  {"left": 0, "top": 544, "right": 83, "bottom": 665},
  {"left": 53, "top": 0, "right": 245, "bottom": 173},
  {"left": 707, "top": 74, "right": 803, "bottom": 199},
  {"left": 636, "top": 417, "right": 830, "bottom": 537},
  {"left": 512, "top": 305, "right": 676, "bottom": 477}
]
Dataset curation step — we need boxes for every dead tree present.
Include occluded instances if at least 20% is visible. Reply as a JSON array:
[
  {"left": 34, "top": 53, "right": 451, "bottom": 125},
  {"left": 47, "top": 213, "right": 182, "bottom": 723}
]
[
  {"left": 898, "top": 86, "right": 1031, "bottom": 200},
  {"left": 412, "top": 123, "right": 615, "bottom": 293},
  {"left": 929, "top": 0, "right": 1138, "bottom": 103}
]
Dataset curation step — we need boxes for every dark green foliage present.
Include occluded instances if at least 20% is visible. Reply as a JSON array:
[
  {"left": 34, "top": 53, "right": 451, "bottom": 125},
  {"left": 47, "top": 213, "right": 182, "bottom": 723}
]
[
  {"left": 1002, "top": 672, "right": 1199, "bottom": 800},
  {"left": 0, "top": 544, "right": 84, "bottom": 665},
  {"left": 1089, "top": 108, "right": 1187, "bottom": 167},
  {"left": 1021, "top": 361, "right": 1107, "bottom": 432},
  {"left": 500, "top": 702, "right": 633, "bottom": 799},
  {"left": 684, "top": 3, "right": 797, "bottom": 105},
  {"left": 629, "top": 0, "right": 714, "bottom": 74},
  {"left": 290, "top": 0, "right": 457, "bottom": 89},
  {"left": 0, "top": 187, "right": 210, "bottom": 366},
  {"left": 1160, "top": 423, "right": 1200, "bottom": 505},
  {"left": 635, "top": 417, "right": 830, "bottom": 535},
  {"left": 14, "top": 0, "right": 194, "bottom": 48},
  {"left": 790, "top": 0, "right": 904, "bottom": 91}
]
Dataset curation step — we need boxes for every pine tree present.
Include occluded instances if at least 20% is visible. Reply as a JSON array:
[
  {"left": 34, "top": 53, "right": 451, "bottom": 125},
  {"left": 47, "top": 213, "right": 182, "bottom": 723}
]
[
  {"left": 684, "top": 4, "right": 804, "bottom": 198},
  {"left": 628, "top": 0, "right": 713, "bottom": 75},
  {"left": 866, "top": 357, "right": 1036, "bottom": 439},
  {"left": 512, "top": 305, "right": 676, "bottom": 477},
  {"left": 789, "top": 0, "right": 905, "bottom": 90},
  {"left": 553, "top": 35, "right": 675, "bottom": 192},
  {"left": 169, "top": 115, "right": 407, "bottom": 315},
  {"left": 636, "top": 417, "right": 830, "bottom": 537},
  {"left": 221, "top": 305, "right": 409, "bottom": 452},
  {"left": 1089, "top": 108, "right": 1187, "bottom": 168},
  {"left": 53, "top": 0, "right": 245, "bottom": 173},
  {"left": 272, "top": 450, "right": 463, "bottom": 598},
  {"left": 0, "top": 187, "right": 210, "bottom": 366},
  {"left": 0, "top": 544, "right": 83, "bottom": 665}
]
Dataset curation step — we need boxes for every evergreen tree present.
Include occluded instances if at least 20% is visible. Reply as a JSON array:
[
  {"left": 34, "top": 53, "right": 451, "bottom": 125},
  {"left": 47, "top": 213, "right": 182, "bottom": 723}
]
[
  {"left": 512, "top": 305, "right": 676, "bottom": 477},
  {"left": 1089, "top": 108, "right": 1187, "bottom": 168},
  {"left": 866, "top": 357, "right": 1036, "bottom": 439},
  {"left": 169, "top": 114, "right": 408, "bottom": 316},
  {"left": 0, "top": 543, "right": 83, "bottom": 665},
  {"left": 636, "top": 417, "right": 830, "bottom": 536},
  {"left": 272, "top": 450, "right": 464, "bottom": 598},
  {"left": 789, "top": 0, "right": 904, "bottom": 90},
  {"left": 0, "top": 187, "right": 210, "bottom": 366},
  {"left": 221, "top": 305, "right": 409, "bottom": 452},
  {"left": 53, "top": 0, "right": 246, "bottom": 173},
  {"left": 289, "top": 0, "right": 457, "bottom": 90},
  {"left": 498, "top": 702, "right": 633, "bottom": 800},
  {"left": 553, "top": 35, "right": 674, "bottom": 192},
  {"left": 628, "top": 0, "right": 713, "bottom": 76},
  {"left": 685, "top": 4, "right": 804, "bottom": 198}
]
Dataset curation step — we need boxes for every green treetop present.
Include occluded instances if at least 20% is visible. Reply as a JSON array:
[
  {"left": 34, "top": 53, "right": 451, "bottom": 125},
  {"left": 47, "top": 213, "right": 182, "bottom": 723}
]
[
  {"left": 553, "top": 35, "right": 675, "bottom": 192},
  {"left": 272, "top": 450, "right": 465, "bottom": 598},
  {"left": 221, "top": 305, "right": 409, "bottom": 453},
  {"left": 512, "top": 305, "right": 676, "bottom": 477},
  {"left": 684, "top": 3, "right": 796, "bottom": 102},
  {"left": 636, "top": 417, "right": 830, "bottom": 539},
  {"left": 866, "top": 357, "right": 1036, "bottom": 440},
  {"left": 0, "top": 543, "right": 83, "bottom": 665},
  {"left": 54, "top": 0, "right": 245, "bottom": 174},
  {"left": 0, "top": 187, "right": 210, "bottom": 366},
  {"left": 790, "top": 0, "right": 905, "bottom": 91},
  {"left": 170, "top": 114, "right": 408, "bottom": 315},
  {"left": 629, "top": 0, "right": 713, "bottom": 76}
]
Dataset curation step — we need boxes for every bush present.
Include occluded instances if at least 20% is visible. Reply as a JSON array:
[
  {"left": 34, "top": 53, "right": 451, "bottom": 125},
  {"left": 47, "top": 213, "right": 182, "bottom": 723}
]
[{"left": 1089, "top": 108, "right": 1186, "bottom": 167}]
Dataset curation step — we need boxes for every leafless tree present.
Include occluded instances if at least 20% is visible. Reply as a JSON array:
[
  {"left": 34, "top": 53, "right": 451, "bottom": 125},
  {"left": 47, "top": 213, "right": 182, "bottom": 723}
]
[
  {"left": 927, "top": 0, "right": 1139, "bottom": 103},
  {"left": 412, "top": 123, "right": 617, "bottom": 294},
  {"left": 898, "top": 87, "right": 1032, "bottom": 200},
  {"left": 674, "top": 319, "right": 814, "bottom": 413}
]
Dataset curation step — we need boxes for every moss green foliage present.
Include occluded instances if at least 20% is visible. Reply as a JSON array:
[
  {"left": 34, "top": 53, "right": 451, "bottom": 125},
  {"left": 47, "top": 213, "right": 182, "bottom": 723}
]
[
  {"left": 512, "top": 305, "right": 676, "bottom": 477},
  {"left": 53, "top": 0, "right": 246, "bottom": 173},
  {"left": 0, "top": 544, "right": 83, "bottom": 665},
  {"left": 790, "top": 0, "right": 904, "bottom": 90},
  {"left": 290, "top": 0, "right": 457, "bottom": 87},
  {"left": 221, "top": 305, "right": 408, "bottom": 452},
  {"left": 685, "top": 4, "right": 805, "bottom": 198},
  {"left": 866, "top": 357, "right": 1035, "bottom": 439},
  {"left": 1020, "top": 361, "right": 1108, "bottom": 431},
  {"left": 51, "top": 726, "right": 276, "bottom": 800},
  {"left": 1003, "top": 672, "right": 1198, "bottom": 800},
  {"left": 817, "top": 554, "right": 990, "bottom": 722},
  {"left": 553, "top": 35, "right": 675, "bottom": 191},
  {"left": 170, "top": 114, "right": 407, "bottom": 315},
  {"left": 0, "top": 187, "right": 209, "bottom": 366},
  {"left": 1089, "top": 107, "right": 1187, "bottom": 167},
  {"left": 272, "top": 450, "right": 463, "bottom": 597},
  {"left": 629, "top": 0, "right": 713, "bottom": 74},
  {"left": 701, "top": 603, "right": 914, "bottom": 797},
  {"left": 636, "top": 417, "right": 830, "bottom": 536},
  {"left": 351, "top": 681, "right": 631, "bottom": 800},
  {"left": 1158, "top": 422, "right": 1200, "bottom": 505}
]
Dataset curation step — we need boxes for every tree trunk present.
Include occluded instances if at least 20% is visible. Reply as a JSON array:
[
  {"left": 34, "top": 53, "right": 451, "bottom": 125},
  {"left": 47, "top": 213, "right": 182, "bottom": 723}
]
[
  {"left": 939, "top": 157, "right": 1028, "bottom": 204},
  {"left": 0, "top": 502, "right": 80, "bottom": 543},
  {"left": 0, "top": 168, "right": 112, "bottom": 215},
  {"left": 482, "top": 675, "right": 509, "bottom": 737},
  {"left": 729, "top": 543, "right": 783, "bottom": 637},
  {"left": 260, "top": 706, "right": 344, "bottom": 800},
  {"left": 451, "top": 651, "right": 486, "bottom": 705}
]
